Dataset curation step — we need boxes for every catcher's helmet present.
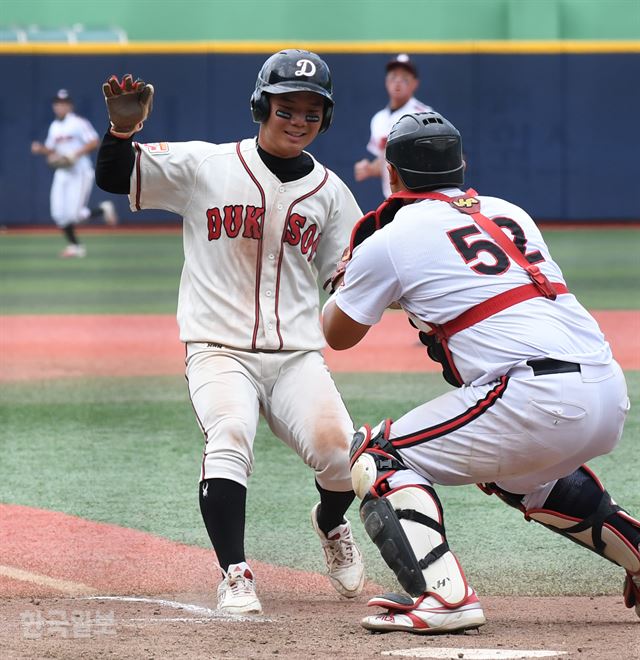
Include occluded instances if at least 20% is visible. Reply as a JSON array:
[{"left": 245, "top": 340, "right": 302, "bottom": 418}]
[
  {"left": 250, "top": 49, "right": 334, "bottom": 133},
  {"left": 385, "top": 112, "right": 464, "bottom": 190}
]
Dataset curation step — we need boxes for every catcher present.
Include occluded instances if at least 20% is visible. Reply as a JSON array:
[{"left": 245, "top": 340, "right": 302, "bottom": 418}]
[
  {"left": 31, "top": 89, "right": 117, "bottom": 258},
  {"left": 322, "top": 110, "right": 639, "bottom": 634}
]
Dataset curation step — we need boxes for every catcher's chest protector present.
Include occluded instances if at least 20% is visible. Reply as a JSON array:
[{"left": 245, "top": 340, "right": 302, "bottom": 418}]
[{"left": 352, "top": 189, "right": 570, "bottom": 386}]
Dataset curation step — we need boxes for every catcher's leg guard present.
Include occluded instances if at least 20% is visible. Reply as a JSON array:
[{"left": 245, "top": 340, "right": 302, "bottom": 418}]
[
  {"left": 481, "top": 465, "right": 640, "bottom": 615},
  {"left": 527, "top": 466, "right": 640, "bottom": 576},
  {"left": 350, "top": 420, "right": 405, "bottom": 499},
  {"left": 477, "top": 481, "right": 526, "bottom": 514},
  {"left": 350, "top": 421, "right": 469, "bottom": 605}
]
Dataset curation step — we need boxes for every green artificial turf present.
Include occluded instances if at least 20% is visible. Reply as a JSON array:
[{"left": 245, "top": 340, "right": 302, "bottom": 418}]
[
  {"left": 540, "top": 228, "right": 640, "bottom": 309},
  {"left": 0, "top": 233, "right": 183, "bottom": 314},
  {"left": 1, "top": 227, "right": 639, "bottom": 313},
  {"left": 1, "top": 372, "right": 638, "bottom": 596},
  {"left": 1, "top": 227, "right": 638, "bottom": 595}
]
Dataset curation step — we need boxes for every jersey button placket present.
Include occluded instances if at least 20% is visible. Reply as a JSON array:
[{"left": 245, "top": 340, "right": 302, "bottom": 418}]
[
  {"left": 261, "top": 192, "right": 282, "bottom": 346},
  {"left": 264, "top": 247, "right": 277, "bottom": 343}
]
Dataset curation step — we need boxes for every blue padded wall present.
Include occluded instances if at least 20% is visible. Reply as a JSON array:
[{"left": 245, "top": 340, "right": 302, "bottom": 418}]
[{"left": 2, "top": 52, "right": 638, "bottom": 226}]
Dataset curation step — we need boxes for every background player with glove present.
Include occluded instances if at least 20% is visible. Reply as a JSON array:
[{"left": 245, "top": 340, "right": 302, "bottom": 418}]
[
  {"left": 323, "top": 111, "right": 639, "bottom": 634},
  {"left": 31, "top": 89, "right": 118, "bottom": 257},
  {"left": 353, "top": 54, "right": 432, "bottom": 200},
  {"left": 95, "top": 50, "right": 365, "bottom": 615}
]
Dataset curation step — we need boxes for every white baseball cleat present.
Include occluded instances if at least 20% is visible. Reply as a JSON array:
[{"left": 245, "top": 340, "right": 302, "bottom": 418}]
[
  {"left": 362, "top": 587, "right": 486, "bottom": 634},
  {"left": 623, "top": 571, "right": 640, "bottom": 618},
  {"left": 59, "top": 244, "right": 86, "bottom": 258},
  {"left": 311, "top": 503, "right": 365, "bottom": 598},
  {"left": 99, "top": 200, "right": 119, "bottom": 226},
  {"left": 216, "top": 563, "right": 262, "bottom": 615}
]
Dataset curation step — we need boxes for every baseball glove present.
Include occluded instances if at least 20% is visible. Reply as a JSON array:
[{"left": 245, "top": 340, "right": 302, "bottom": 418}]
[
  {"left": 323, "top": 246, "right": 351, "bottom": 293},
  {"left": 47, "top": 154, "right": 75, "bottom": 169},
  {"left": 102, "top": 74, "right": 154, "bottom": 137}
]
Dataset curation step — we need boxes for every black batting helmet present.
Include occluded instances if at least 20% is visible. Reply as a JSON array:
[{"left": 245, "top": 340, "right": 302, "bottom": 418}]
[
  {"left": 250, "top": 49, "right": 334, "bottom": 133},
  {"left": 385, "top": 112, "right": 464, "bottom": 190}
]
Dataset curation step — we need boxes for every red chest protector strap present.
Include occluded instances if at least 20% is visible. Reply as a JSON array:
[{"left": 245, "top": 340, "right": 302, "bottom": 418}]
[
  {"left": 436, "top": 281, "right": 569, "bottom": 341},
  {"left": 391, "top": 189, "right": 569, "bottom": 340}
]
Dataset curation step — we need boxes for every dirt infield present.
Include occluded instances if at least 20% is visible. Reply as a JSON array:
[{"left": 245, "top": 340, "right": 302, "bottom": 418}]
[
  {"left": 1, "top": 312, "right": 639, "bottom": 658},
  {"left": 1, "top": 310, "right": 638, "bottom": 381},
  {"left": 1, "top": 505, "right": 638, "bottom": 660}
]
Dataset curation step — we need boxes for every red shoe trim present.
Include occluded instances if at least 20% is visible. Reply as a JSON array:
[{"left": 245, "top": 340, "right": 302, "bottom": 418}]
[{"left": 407, "top": 612, "right": 429, "bottom": 629}]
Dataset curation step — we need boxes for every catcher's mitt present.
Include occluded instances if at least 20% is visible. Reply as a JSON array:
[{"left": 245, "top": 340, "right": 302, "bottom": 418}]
[
  {"left": 102, "top": 74, "right": 154, "bottom": 137},
  {"left": 323, "top": 246, "right": 351, "bottom": 293},
  {"left": 47, "top": 154, "right": 75, "bottom": 170}
]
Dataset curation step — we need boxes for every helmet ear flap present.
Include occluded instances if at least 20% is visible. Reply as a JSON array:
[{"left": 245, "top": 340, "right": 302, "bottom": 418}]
[
  {"left": 319, "top": 103, "right": 333, "bottom": 133},
  {"left": 250, "top": 90, "right": 270, "bottom": 124}
]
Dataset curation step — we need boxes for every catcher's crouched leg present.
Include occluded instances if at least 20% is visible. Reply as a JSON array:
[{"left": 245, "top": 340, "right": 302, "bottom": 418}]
[
  {"left": 350, "top": 421, "right": 486, "bottom": 633},
  {"left": 481, "top": 464, "right": 640, "bottom": 618}
]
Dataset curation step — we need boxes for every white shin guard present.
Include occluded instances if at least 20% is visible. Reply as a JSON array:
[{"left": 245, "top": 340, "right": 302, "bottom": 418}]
[
  {"left": 352, "top": 421, "right": 469, "bottom": 606},
  {"left": 387, "top": 485, "right": 469, "bottom": 606}
]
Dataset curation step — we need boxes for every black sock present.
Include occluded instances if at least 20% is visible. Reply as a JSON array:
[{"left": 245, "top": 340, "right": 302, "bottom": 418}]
[
  {"left": 314, "top": 480, "right": 356, "bottom": 535},
  {"left": 199, "top": 478, "right": 247, "bottom": 574},
  {"left": 89, "top": 207, "right": 103, "bottom": 218},
  {"left": 62, "top": 224, "right": 78, "bottom": 245}
]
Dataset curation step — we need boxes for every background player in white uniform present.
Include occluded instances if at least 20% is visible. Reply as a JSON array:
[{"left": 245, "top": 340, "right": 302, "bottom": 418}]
[
  {"left": 353, "top": 55, "right": 432, "bottom": 199},
  {"left": 31, "top": 89, "right": 117, "bottom": 258},
  {"left": 95, "top": 50, "right": 365, "bottom": 615},
  {"left": 324, "top": 112, "right": 639, "bottom": 634}
]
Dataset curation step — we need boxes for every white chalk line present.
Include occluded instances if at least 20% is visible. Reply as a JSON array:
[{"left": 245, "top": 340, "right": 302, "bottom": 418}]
[
  {"left": 0, "top": 564, "right": 98, "bottom": 595},
  {"left": 383, "top": 649, "right": 567, "bottom": 659},
  {"left": 0, "top": 567, "right": 269, "bottom": 624},
  {"left": 80, "top": 595, "right": 272, "bottom": 622}
]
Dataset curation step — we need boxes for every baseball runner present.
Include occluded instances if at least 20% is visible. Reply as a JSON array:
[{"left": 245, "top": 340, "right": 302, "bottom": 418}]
[
  {"left": 95, "top": 50, "right": 365, "bottom": 614},
  {"left": 31, "top": 89, "right": 118, "bottom": 258},
  {"left": 354, "top": 55, "right": 432, "bottom": 199},
  {"left": 323, "top": 111, "right": 639, "bottom": 634}
]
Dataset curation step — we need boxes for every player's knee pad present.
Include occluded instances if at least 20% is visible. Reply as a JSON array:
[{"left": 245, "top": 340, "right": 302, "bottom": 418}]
[
  {"left": 360, "top": 484, "right": 469, "bottom": 605},
  {"left": 527, "top": 465, "right": 640, "bottom": 575},
  {"left": 349, "top": 419, "right": 405, "bottom": 499}
]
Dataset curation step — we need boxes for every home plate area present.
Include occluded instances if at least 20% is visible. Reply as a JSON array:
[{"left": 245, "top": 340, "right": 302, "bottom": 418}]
[
  {"left": 382, "top": 649, "right": 566, "bottom": 659},
  {"left": 1, "top": 501, "right": 638, "bottom": 658}
]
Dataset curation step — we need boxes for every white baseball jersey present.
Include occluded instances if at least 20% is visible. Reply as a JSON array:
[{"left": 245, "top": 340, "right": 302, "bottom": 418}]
[
  {"left": 130, "top": 138, "right": 362, "bottom": 350},
  {"left": 336, "top": 187, "right": 612, "bottom": 386},
  {"left": 338, "top": 187, "right": 628, "bottom": 512},
  {"left": 129, "top": 136, "right": 360, "bottom": 490},
  {"left": 45, "top": 113, "right": 98, "bottom": 171},
  {"left": 44, "top": 113, "right": 99, "bottom": 226},
  {"left": 366, "top": 97, "right": 433, "bottom": 198}
]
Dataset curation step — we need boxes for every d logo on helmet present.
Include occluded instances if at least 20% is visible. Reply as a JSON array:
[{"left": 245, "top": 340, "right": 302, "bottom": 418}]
[{"left": 295, "top": 60, "right": 317, "bottom": 77}]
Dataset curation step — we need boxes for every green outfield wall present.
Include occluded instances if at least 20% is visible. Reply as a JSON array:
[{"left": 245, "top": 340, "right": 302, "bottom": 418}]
[{"left": 4, "top": 0, "right": 640, "bottom": 41}]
